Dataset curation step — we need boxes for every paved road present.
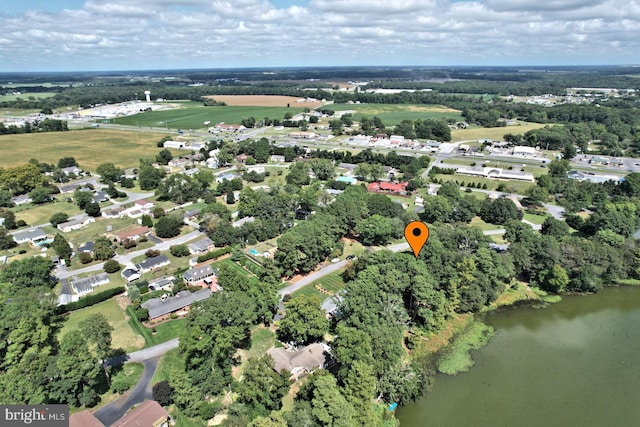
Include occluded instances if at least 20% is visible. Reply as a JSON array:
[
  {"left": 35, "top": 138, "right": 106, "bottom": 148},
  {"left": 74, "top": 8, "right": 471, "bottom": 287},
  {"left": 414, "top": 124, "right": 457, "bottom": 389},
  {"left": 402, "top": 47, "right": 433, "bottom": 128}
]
[
  {"left": 94, "top": 357, "right": 160, "bottom": 426},
  {"left": 543, "top": 203, "right": 565, "bottom": 220},
  {"left": 279, "top": 260, "right": 349, "bottom": 297}
]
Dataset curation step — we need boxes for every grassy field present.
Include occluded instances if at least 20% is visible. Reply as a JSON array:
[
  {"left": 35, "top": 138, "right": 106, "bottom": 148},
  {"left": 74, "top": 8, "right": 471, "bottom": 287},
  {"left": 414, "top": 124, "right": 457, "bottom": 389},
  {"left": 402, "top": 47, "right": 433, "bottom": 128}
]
[
  {"left": 0, "top": 92, "right": 57, "bottom": 102},
  {"left": 523, "top": 211, "right": 549, "bottom": 225},
  {"left": 450, "top": 122, "right": 546, "bottom": 142},
  {"left": 0, "top": 129, "right": 169, "bottom": 171},
  {"left": 326, "top": 103, "right": 462, "bottom": 125},
  {"left": 59, "top": 298, "right": 145, "bottom": 352},
  {"left": 469, "top": 216, "right": 505, "bottom": 232},
  {"left": 437, "top": 320, "right": 494, "bottom": 375},
  {"left": 152, "top": 348, "right": 185, "bottom": 383},
  {"left": 13, "top": 198, "right": 83, "bottom": 226},
  {"left": 117, "top": 105, "right": 306, "bottom": 129},
  {"left": 294, "top": 270, "right": 347, "bottom": 299},
  {"left": 433, "top": 174, "right": 535, "bottom": 193}
]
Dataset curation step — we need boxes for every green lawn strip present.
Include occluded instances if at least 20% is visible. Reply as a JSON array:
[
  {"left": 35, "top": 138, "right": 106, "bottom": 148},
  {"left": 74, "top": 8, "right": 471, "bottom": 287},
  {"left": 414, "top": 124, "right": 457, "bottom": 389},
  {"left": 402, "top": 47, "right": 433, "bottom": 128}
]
[
  {"left": 468, "top": 216, "right": 504, "bottom": 232},
  {"left": 523, "top": 212, "right": 549, "bottom": 225},
  {"left": 437, "top": 320, "right": 494, "bottom": 375},
  {"left": 151, "top": 347, "right": 186, "bottom": 384},
  {"left": 294, "top": 270, "right": 347, "bottom": 299},
  {"left": 127, "top": 305, "right": 187, "bottom": 347},
  {"left": 59, "top": 298, "right": 144, "bottom": 352},
  {"left": 325, "top": 103, "right": 462, "bottom": 125}
]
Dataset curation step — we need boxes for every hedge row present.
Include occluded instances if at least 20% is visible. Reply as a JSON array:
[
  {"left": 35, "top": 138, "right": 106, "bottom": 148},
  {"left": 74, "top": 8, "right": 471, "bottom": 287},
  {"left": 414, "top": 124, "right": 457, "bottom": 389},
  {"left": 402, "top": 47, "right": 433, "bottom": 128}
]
[
  {"left": 196, "top": 246, "right": 232, "bottom": 263},
  {"left": 56, "top": 286, "right": 126, "bottom": 314}
]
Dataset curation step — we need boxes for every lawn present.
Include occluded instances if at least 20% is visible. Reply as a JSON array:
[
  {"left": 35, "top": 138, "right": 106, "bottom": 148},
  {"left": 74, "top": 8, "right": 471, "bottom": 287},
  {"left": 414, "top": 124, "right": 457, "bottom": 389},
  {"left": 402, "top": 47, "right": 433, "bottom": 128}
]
[
  {"left": 342, "top": 239, "right": 366, "bottom": 258},
  {"left": 0, "top": 92, "right": 57, "bottom": 102},
  {"left": 469, "top": 216, "right": 505, "bottom": 232},
  {"left": 450, "top": 122, "right": 547, "bottom": 142},
  {"left": 13, "top": 198, "right": 83, "bottom": 227},
  {"left": 523, "top": 212, "right": 549, "bottom": 225},
  {"left": 151, "top": 348, "right": 185, "bottom": 383},
  {"left": 326, "top": 103, "right": 462, "bottom": 126},
  {"left": 0, "top": 129, "right": 169, "bottom": 171},
  {"left": 294, "top": 270, "right": 347, "bottom": 300},
  {"left": 211, "top": 258, "right": 257, "bottom": 279},
  {"left": 235, "top": 325, "right": 277, "bottom": 378},
  {"left": 59, "top": 298, "right": 145, "bottom": 352},
  {"left": 127, "top": 306, "right": 186, "bottom": 348},
  {"left": 117, "top": 105, "right": 307, "bottom": 129},
  {"left": 433, "top": 173, "right": 535, "bottom": 194}
]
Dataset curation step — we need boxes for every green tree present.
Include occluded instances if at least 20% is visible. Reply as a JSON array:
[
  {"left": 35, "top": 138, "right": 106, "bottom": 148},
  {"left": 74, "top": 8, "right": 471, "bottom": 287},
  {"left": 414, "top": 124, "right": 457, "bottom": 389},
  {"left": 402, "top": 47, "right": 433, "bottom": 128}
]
[
  {"left": 93, "top": 237, "right": 115, "bottom": 260},
  {"left": 57, "top": 157, "right": 77, "bottom": 168},
  {"left": 538, "top": 265, "right": 569, "bottom": 293},
  {"left": 52, "top": 234, "right": 72, "bottom": 262},
  {"left": 480, "top": 198, "right": 519, "bottom": 225},
  {"left": 248, "top": 412, "right": 287, "bottom": 427},
  {"left": 169, "top": 368, "right": 201, "bottom": 417},
  {"left": 278, "top": 295, "right": 329, "bottom": 345},
  {"left": 343, "top": 361, "right": 376, "bottom": 426},
  {"left": 170, "top": 244, "right": 190, "bottom": 257},
  {"left": 73, "top": 189, "right": 93, "bottom": 210},
  {"left": 155, "top": 216, "right": 182, "bottom": 238},
  {"left": 51, "top": 330, "right": 102, "bottom": 407},
  {"left": 309, "top": 158, "right": 336, "bottom": 181},
  {"left": 355, "top": 214, "right": 395, "bottom": 245},
  {"left": 28, "top": 186, "right": 51, "bottom": 204},
  {"left": 0, "top": 257, "right": 54, "bottom": 288},
  {"left": 141, "top": 214, "right": 153, "bottom": 227},
  {"left": 104, "top": 259, "right": 121, "bottom": 273},
  {"left": 0, "top": 209, "right": 17, "bottom": 229},
  {"left": 138, "top": 163, "right": 164, "bottom": 190},
  {"left": 311, "top": 374, "right": 355, "bottom": 427},
  {"left": 0, "top": 227, "right": 16, "bottom": 250},
  {"left": 541, "top": 217, "right": 570, "bottom": 238},
  {"left": 236, "top": 355, "right": 290, "bottom": 415},
  {"left": 49, "top": 212, "right": 69, "bottom": 227},
  {"left": 79, "top": 313, "right": 113, "bottom": 360},
  {"left": 96, "top": 162, "right": 123, "bottom": 183},
  {"left": 84, "top": 201, "right": 101, "bottom": 217},
  {"left": 155, "top": 149, "right": 173, "bottom": 165}
]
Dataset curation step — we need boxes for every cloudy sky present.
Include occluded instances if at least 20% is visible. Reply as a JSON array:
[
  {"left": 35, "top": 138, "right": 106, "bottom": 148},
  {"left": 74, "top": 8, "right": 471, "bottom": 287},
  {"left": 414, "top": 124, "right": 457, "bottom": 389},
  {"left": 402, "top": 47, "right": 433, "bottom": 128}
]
[{"left": 1, "top": 0, "right": 638, "bottom": 72}]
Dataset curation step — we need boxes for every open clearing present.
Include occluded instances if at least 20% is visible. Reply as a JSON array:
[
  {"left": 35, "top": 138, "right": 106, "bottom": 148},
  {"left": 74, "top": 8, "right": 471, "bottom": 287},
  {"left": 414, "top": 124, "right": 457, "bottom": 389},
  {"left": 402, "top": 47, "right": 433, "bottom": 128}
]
[
  {"left": 0, "top": 92, "right": 57, "bottom": 102},
  {"left": 204, "top": 95, "right": 325, "bottom": 108},
  {"left": 451, "top": 122, "right": 547, "bottom": 142},
  {"left": 58, "top": 298, "right": 144, "bottom": 352},
  {"left": 0, "top": 128, "right": 168, "bottom": 171},
  {"left": 118, "top": 104, "right": 307, "bottom": 129},
  {"left": 326, "top": 103, "right": 463, "bottom": 125}
]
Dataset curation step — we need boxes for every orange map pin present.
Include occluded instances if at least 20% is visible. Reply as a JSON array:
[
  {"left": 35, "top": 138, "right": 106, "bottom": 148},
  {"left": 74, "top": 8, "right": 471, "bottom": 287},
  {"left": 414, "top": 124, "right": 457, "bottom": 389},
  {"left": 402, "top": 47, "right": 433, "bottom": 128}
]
[{"left": 404, "top": 221, "right": 429, "bottom": 259}]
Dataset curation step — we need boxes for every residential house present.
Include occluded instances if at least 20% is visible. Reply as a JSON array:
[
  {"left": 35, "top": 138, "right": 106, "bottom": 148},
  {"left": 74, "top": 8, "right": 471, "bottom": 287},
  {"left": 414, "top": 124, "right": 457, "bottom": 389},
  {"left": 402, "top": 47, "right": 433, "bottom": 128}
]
[
  {"left": 57, "top": 215, "right": 96, "bottom": 233},
  {"left": 141, "top": 288, "right": 212, "bottom": 321},
  {"left": 338, "top": 162, "right": 357, "bottom": 173},
  {"left": 148, "top": 276, "right": 175, "bottom": 291},
  {"left": 181, "top": 167, "right": 200, "bottom": 177},
  {"left": 216, "top": 173, "right": 241, "bottom": 183},
  {"left": 236, "top": 153, "right": 248, "bottom": 163},
  {"left": 102, "top": 206, "right": 125, "bottom": 219},
  {"left": 92, "top": 190, "right": 109, "bottom": 203},
  {"left": 111, "top": 400, "right": 171, "bottom": 427},
  {"left": 182, "top": 208, "right": 201, "bottom": 224},
  {"left": 70, "top": 273, "right": 110, "bottom": 295},
  {"left": 125, "top": 199, "right": 154, "bottom": 219},
  {"left": 247, "top": 165, "right": 266, "bottom": 174},
  {"left": 215, "top": 123, "right": 246, "bottom": 132},
  {"left": 114, "top": 226, "right": 151, "bottom": 243},
  {"left": 288, "top": 131, "right": 317, "bottom": 139},
  {"left": 270, "top": 155, "right": 286, "bottom": 163},
  {"left": 366, "top": 181, "right": 409, "bottom": 196},
  {"left": 163, "top": 140, "right": 186, "bottom": 149},
  {"left": 232, "top": 216, "right": 255, "bottom": 228},
  {"left": 58, "top": 183, "right": 82, "bottom": 194},
  {"left": 13, "top": 228, "right": 48, "bottom": 245},
  {"left": 268, "top": 343, "right": 333, "bottom": 379},
  {"left": 78, "top": 241, "right": 94, "bottom": 254},
  {"left": 135, "top": 255, "right": 170, "bottom": 274},
  {"left": 183, "top": 264, "right": 217, "bottom": 285},
  {"left": 188, "top": 237, "right": 214, "bottom": 255},
  {"left": 121, "top": 267, "right": 141, "bottom": 283},
  {"left": 69, "top": 410, "right": 104, "bottom": 427},
  {"left": 61, "top": 166, "right": 82, "bottom": 176},
  {"left": 11, "top": 194, "right": 32, "bottom": 206}
]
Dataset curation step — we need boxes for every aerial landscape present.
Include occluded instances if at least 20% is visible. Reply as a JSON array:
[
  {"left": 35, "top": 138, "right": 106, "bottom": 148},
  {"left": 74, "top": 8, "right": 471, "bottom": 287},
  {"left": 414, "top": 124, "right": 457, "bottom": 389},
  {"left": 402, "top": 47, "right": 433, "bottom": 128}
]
[{"left": 1, "top": 1, "right": 640, "bottom": 427}]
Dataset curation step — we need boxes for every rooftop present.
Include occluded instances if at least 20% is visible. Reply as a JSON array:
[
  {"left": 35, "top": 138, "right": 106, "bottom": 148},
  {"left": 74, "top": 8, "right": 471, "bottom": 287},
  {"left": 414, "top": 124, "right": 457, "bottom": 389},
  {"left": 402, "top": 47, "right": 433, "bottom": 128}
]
[{"left": 141, "top": 288, "right": 212, "bottom": 319}]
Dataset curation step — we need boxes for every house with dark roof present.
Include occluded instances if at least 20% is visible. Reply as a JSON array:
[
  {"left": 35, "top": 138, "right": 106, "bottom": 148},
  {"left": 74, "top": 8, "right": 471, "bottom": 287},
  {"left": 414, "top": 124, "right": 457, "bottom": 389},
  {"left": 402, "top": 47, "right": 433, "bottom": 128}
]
[
  {"left": 141, "top": 288, "right": 212, "bottom": 320},
  {"left": 58, "top": 183, "right": 82, "bottom": 194},
  {"left": 135, "top": 255, "right": 170, "bottom": 274},
  {"left": 93, "top": 190, "right": 109, "bottom": 203},
  {"left": 111, "top": 400, "right": 171, "bottom": 427},
  {"left": 70, "top": 273, "right": 110, "bottom": 295},
  {"left": 183, "top": 264, "right": 217, "bottom": 285},
  {"left": 148, "top": 276, "right": 175, "bottom": 291},
  {"left": 78, "top": 241, "right": 94, "bottom": 254},
  {"left": 188, "top": 237, "right": 214, "bottom": 255},
  {"left": 268, "top": 343, "right": 333, "bottom": 379},
  {"left": 121, "top": 268, "right": 141, "bottom": 283},
  {"left": 11, "top": 194, "right": 32, "bottom": 206}
]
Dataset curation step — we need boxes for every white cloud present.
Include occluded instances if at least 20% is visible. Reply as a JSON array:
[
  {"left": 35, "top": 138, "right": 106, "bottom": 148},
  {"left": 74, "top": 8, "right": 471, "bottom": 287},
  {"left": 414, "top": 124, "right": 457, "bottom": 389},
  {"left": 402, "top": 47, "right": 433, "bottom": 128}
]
[{"left": 0, "top": 0, "right": 638, "bottom": 71}]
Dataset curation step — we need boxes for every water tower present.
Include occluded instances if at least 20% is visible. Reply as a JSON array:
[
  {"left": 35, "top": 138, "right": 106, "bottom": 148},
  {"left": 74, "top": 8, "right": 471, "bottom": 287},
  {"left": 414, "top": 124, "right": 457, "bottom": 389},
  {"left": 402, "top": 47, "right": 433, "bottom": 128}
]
[{"left": 144, "top": 90, "right": 151, "bottom": 102}]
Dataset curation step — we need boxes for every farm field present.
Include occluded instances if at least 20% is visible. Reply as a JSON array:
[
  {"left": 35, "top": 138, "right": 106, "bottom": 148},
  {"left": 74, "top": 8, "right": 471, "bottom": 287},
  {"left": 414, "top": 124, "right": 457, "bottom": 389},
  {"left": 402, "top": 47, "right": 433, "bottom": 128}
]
[
  {"left": 294, "top": 270, "right": 346, "bottom": 300},
  {"left": 0, "top": 92, "right": 57, "bottom": 102},
  {"left": 203, "top": 95, "right": 324, "bottom": 108},
  {"left": 117, "top": 104, "right": 306, "bottom": 129},
  {"left": 0, "top": 128, "right": 168, "bottom": 170},
  {"left": 450, "top": 122, "right": 546, "bottom": 142},
  {"left": 325, "top": 103, "right": 463, "bottom": 125},
  {"left": 58, "top": 298, "right": 144, "bottom": 352}
]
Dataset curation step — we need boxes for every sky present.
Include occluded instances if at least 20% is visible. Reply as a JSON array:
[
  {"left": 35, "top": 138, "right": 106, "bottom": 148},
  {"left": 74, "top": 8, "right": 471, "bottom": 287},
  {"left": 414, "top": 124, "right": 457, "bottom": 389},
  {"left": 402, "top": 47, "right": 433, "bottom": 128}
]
[{"left": 1, "top": 0, "right": 639, "bottom": 72}]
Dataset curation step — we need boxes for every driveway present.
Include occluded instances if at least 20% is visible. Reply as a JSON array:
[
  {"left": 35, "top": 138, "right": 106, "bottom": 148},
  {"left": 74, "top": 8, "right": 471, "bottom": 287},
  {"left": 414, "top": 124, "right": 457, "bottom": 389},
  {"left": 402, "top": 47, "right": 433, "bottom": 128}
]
[{"left": 94, "top": 357, "right": 160, "bottom": 426}]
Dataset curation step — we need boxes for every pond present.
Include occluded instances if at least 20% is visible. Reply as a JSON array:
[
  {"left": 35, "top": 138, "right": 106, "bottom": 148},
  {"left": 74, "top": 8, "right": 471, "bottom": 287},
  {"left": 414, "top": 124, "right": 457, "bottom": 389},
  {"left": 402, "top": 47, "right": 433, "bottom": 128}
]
[{"left": 397, "top": 286, "right": 640, "bottom": 427}]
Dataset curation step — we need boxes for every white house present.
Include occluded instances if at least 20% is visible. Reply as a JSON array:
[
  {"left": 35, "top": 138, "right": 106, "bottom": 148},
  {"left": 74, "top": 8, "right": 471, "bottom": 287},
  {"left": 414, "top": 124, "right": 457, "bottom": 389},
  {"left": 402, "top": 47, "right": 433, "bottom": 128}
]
[
  {"left": 57, "top": 215, "right": 96, "bottom": 233},
  {"left": 13, "top": 228, "right": 48, "bottom": 245}
]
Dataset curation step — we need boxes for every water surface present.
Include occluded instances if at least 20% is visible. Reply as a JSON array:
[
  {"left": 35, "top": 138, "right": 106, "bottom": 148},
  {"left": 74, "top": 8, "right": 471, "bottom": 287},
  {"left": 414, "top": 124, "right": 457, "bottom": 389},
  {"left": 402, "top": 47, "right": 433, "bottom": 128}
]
[{"left": 397, "top": 287, "right": 640, "bottom": 427}]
